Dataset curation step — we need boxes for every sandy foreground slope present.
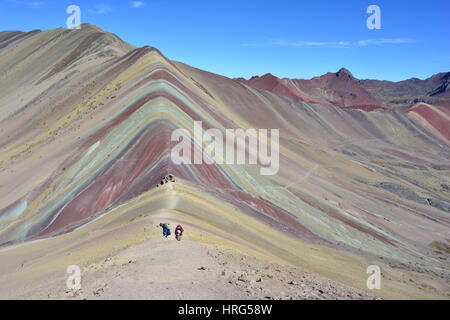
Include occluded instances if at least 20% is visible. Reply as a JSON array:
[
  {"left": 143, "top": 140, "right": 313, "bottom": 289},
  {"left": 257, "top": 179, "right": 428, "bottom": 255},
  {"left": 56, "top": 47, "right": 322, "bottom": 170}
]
[
  {"left": 0, "top": 188, "right": 447, "bottom": 300},
  {"left": 0, "top": 226, "right": 378, "bottom": 300}
]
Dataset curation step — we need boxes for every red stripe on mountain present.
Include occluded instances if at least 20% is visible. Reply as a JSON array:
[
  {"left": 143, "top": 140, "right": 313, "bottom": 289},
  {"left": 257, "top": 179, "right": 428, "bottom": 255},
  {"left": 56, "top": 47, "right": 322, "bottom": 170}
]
[{"left": 410, "top": 105, "right": 450, "bottom": 141}]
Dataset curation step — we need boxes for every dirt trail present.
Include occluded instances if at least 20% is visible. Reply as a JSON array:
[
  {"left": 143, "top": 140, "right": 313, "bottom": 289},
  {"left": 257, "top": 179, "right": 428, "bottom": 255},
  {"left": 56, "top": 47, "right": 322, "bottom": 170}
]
[
  {"left": 1, "top": 213, "right": 445, "bottom": 300},
  {"left": 23, "top": 236, "right": 378, "bottom": 300}
]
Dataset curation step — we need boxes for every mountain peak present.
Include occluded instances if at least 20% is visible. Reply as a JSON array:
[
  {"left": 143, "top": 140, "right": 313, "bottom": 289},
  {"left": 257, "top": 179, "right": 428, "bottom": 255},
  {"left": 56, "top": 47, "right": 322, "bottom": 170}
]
[
  {"left": 78, "top": 23, "right": 106, "bottom": 32},
  {"left": 261, "top": 73, "right": 277, "bottom": 78},
  {"left": 336, "top": 68, "right": 354, "bottom": 78},
  {"left": 248, "top": 73, "right": 278, "bottom": 81}
]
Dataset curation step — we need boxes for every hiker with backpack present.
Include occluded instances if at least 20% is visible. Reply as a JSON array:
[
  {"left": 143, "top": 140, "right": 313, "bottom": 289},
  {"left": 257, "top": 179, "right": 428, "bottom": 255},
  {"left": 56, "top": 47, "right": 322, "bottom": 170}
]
[
  {"left": 175, "top": 224, "right": 184, "bottom": 241},
  {"left": 159, "top": 223, "right": 171, "bottom": 238}
]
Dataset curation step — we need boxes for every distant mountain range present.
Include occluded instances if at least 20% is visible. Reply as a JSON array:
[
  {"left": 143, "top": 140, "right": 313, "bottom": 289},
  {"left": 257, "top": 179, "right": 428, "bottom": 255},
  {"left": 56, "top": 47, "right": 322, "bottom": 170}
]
[
  {"left": 360, "top": 72, "right": 450, "bottom": 107},
  {"left": 237, "top": 69, "right": 450, "bottom": 110}
]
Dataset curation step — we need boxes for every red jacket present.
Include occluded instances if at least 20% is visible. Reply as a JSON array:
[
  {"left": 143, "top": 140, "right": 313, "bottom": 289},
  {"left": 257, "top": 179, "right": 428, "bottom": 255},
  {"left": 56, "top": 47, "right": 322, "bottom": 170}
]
[{"left": 175, "top": 225, "right": 184, "bottom": 235}]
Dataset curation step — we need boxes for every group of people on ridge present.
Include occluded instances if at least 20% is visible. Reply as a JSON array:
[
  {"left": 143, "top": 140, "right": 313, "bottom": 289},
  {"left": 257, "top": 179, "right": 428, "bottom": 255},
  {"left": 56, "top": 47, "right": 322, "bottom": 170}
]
[
  {"left": 159, "top": 223, "right": 184, "bottom": 241},
  {"left": 156, "top": 175, "right": 175, "bottom": 188}
]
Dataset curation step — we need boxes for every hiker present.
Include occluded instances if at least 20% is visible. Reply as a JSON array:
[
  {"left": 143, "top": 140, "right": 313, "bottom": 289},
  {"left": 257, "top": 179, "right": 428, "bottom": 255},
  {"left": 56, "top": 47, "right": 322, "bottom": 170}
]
[
  {"left": 159, "top": 223, "right": 171, "bottom": 238},
  {"left": 175, "top": 224, "right": 184, "bottom": 241},
  {"left": 156, "top": 175, "right": 175, "bottom": 188}
]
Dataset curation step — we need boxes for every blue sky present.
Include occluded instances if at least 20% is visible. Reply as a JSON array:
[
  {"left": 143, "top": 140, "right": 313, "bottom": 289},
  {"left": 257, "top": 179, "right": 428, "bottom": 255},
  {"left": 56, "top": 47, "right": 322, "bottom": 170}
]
[{"left": 0, "top": 0, "right": 449, "bottom": 81}]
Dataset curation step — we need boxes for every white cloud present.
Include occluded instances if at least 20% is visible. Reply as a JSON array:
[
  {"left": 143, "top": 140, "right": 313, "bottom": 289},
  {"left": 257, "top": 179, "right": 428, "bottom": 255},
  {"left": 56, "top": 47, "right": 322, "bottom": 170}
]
[
  {"left": 243, "top": 38, "right": 416, "bottom": 48},
  {"left": 7, "top": 0, "right": 44, "bottom": 7},
  {"left": 356, "top": 38, "right": 416, "bottom": 46},
  {"left": 268, "top": 40, "right": 351, "bottom": 47},
  {"left": 88, "top": 4, "right": 112, "bottom": 15},
  {"left": 131, "top": 1, "right": 144, "bottom": 8}
]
